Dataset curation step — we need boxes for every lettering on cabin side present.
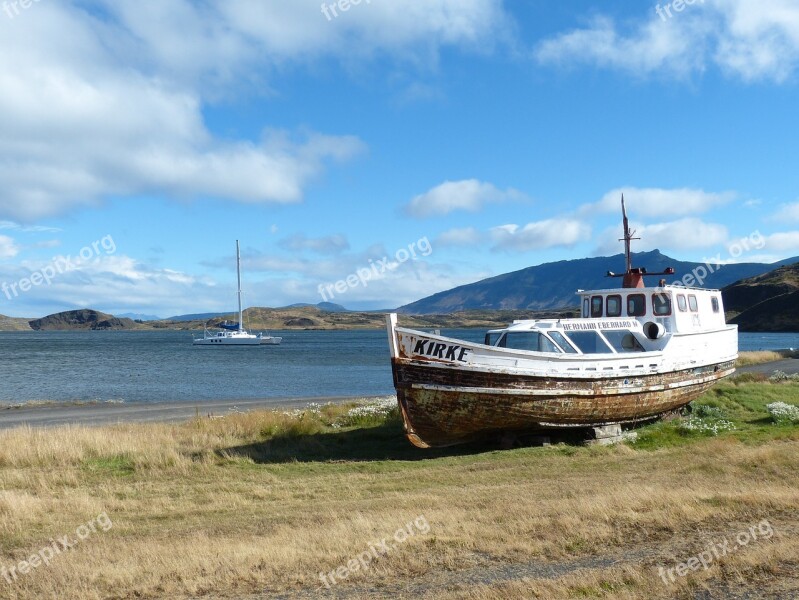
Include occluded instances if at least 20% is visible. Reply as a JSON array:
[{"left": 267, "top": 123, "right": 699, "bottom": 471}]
[
  {"left": 562, "top": 320, "right": 636, "bottom": 331},
  {"left": 411, "top": 339, "right": 470, "bottom": 362}
]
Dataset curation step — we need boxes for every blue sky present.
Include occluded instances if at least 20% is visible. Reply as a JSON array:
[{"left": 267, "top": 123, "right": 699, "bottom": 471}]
[{"left": 1, "top": 0, "right": 799, "bottom": 318}]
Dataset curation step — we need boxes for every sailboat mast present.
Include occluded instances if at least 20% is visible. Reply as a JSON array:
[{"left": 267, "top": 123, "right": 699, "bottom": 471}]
[{"left": 236, "top": 240, "right": 243, "bottom": 332}]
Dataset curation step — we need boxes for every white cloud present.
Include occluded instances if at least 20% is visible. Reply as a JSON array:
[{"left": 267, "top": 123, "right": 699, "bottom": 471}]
[
  {"left": 0, "top": 235, "right": 19, "bottom": 259},
  {"left": 0, "top": 0, "right": 511, "bottom": 221},
  {"left": 435, "top": 227, "right": 484, "bottom": 247},
  {"left": 0, "top": 221, "right": 61, "bottom": 233},
  {"left": 278, "top": 234, "right": 350, "bottom": 255},
  {"left": 536, "top": 16, "right": 705, "bottom": 78},
  {"left": 490, "top": 219, "right": 590, "bottom": 252},
  {"left": 535, "top": 1, "right": 799, "bottom": 82},
  {"left": 763, "top": 231, "right": 799, "bottom": 252},
  {"left": 405, "top": 179, "right": 523, "bottom": 218},
  {"left": 772, "top": 202, "right": 799, "bottom": 222},
  {"left": 582, "top": 187, "right": 735, "bottom": 218},
  {"left": 0, "top": 252, "right": 219, "bottom": 317},
  {"left": 595, "top": 218, "right": 729, "bottom": 254}
]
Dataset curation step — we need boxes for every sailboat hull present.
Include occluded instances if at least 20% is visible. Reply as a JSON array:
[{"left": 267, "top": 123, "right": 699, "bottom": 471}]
[{"left": 192, "top": 333, "right": 261, "bottom": 345}]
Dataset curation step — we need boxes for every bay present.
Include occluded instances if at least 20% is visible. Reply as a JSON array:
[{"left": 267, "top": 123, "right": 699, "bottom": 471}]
[{"left": 0, "top": 329, "right": 795, "bottom": 405}]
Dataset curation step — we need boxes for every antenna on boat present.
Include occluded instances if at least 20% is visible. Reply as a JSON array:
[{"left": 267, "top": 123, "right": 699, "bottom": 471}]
[
  {"left": 621, "top": 194, "right": 638, "bottom": 275},
  {"left": 606, "top": 195, "right": 675, "bottom": 288}
]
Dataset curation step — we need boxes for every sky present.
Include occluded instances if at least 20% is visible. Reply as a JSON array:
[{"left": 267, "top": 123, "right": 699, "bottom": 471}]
[{"left": 1, "top": 0, "right": 799, "bottom": 318}]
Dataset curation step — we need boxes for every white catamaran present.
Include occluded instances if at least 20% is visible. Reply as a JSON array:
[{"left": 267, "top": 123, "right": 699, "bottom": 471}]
[{"left": 193, "top": 241, "right": 283, "bottom": 346}]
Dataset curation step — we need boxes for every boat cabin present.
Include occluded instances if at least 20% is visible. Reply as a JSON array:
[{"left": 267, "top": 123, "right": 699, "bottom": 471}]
[
  {"left": 578, "top": 285, "right": 727, "bottom": 335},
  {"left": 484, "top": 285, "right": 727, "bottom": 356}
]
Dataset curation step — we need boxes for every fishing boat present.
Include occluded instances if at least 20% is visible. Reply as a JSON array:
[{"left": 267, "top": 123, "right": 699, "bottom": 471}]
[
  {"left": 385, "top": 199, "right": 738, "bottom": 448},
  {"left": 193, "top": 241, "right": 283, "bottom": 346}
]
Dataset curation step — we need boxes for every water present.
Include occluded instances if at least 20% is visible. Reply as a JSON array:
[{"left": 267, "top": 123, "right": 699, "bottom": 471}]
[
  {"left": 0, "top": 329, "right": 795, "bottom": 405},
  {"left": 738, "top": 333, "right": 799, "bottom": 352}
]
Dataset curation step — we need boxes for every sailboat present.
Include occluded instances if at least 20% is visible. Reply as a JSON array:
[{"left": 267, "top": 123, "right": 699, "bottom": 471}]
[{"left": 192, "top": 241, "right": 283, "bottom": 346}]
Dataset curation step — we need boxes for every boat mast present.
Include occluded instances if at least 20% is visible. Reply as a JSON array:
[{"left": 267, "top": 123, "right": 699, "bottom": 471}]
[
  {"left": 236, "top": 240, "right": 243, "bottom": 332},
  {"left": 621, "top": 194, "right": 637, "bottom": 276},
  {"left": 606, "top": 195, "right": 675, "bottom": 288}
]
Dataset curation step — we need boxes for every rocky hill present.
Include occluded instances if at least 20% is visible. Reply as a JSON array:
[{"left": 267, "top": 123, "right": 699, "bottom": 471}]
[
  {"left": 723, "top": 263, "right": 799, "bottom": 332},
  {"left": 28, "top": 309, "right": 139, "bottom": 331}
]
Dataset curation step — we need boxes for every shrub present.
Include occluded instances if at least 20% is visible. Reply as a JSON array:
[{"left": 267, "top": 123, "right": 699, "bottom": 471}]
[
  {"left": 766, "top": 402, "right": 799, "bottom": 425},
  {"left": 679, "top": 403, "right": 734, "bottom": 436},
  {"left": 769, "top": 370, "right": 799, "bottom": 383}
]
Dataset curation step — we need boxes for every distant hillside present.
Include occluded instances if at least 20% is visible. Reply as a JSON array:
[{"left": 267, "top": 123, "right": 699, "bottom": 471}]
[
  {"left": 2, "top": 306, "right": 569, "bottom": 332},
  {"left": 118, "top": 312, "right": 162, "bottom": 321},
  {"left": 399, "top": 250, "right": 799, "bottom": 314},
  {"left": 282, "top": 302, "right": 349, "bottom": 312},
  {"left": 149, "top": 306, "right": 576, "bottom": 331},
  {"left": 167, "top": 303, "right": 347, "bottom": 322},
  {"left": 29, "top": 309, "right": 139, "bottom": 331},
  {"left": 724, "top": 263, "right": 799, "bottom": 332},
  {"left": 0, "top": 314, "right": 32, "bottom": 331},
  {"left": 165, "top": 312, "right": 227, "bottom": 322}
]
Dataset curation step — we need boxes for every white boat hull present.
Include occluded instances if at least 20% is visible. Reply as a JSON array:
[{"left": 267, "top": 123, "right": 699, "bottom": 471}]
[{"left": 193, "top": 331, "right": 261, "bottom": 345}]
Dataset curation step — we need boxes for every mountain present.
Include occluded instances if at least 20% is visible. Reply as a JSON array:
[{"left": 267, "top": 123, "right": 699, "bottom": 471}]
[
  {"left": 118, "top": 312, "right": 162, "bottom": 321},
  {"left": 165, "top": 312, "right": 227, "bottom": 322},
  {"left": 724, "top": 263, "right": 799, "bottom": 332},
  {"left": 399, "top": 250, "right": 799, "bottom": 314},
  {"left": 29, "top": 309, "right": 138, "bottom": 331}
]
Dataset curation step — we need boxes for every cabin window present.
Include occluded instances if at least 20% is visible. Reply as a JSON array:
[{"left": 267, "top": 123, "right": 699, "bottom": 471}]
[
  {"left": 606, "top": 295, "right": 622, "bottom": 317},
  {"left": 627, "top": 294, "right": 646, "bottom": 317},
  {"left": 583, "top": 298, "right": 590, "bottom": 318},
  {"left": 711, "top": 297, "right": 720, "bottom": 313},
  {"left": 677, "top": 294, "right": 687, "bottom": 312},
  {"left": 549, "top": 331, "right": 579, "bottom": 354},
  {"left": 652, "top": 293, "right": 672, "bottom": 316},
  {"left": 563, "top": 331, "right": 614, "bottom": 354},
  {"left": 688, "top": 295, "right": 698, "bottom": 312},
  {"left": 501, "top": 331, "right": 560, "bottom": 353},
  {"left": 485, "top": 332, "right": 503, "bottom": 346},
  {"left": 591, "top": 296, "right": 604, "bottom": 318},
  {"left": 601, "top": 330, "right": 645, "bottom": 353}
]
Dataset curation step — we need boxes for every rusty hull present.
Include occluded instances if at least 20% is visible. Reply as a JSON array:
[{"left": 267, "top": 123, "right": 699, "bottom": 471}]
[{"left": 391, "top": 359, "right": 736, "bottom": 448}]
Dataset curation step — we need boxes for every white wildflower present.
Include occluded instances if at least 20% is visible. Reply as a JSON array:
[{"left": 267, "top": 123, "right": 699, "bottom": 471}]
[{"left": 766, "top": 402, "right": 799, "bottom": 425}]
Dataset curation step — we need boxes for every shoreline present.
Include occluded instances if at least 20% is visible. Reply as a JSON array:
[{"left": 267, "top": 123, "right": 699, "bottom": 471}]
[{"left": 0, "top": 394, "right": 390, "bottom": 430}]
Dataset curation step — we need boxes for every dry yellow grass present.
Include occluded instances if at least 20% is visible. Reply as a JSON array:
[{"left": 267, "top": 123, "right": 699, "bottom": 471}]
[
  {"left": 736, "top": 350, "right": 789, "bottom": 366},
  {"left": 0, "top": 401, "right": 797, "bottom": 599}
]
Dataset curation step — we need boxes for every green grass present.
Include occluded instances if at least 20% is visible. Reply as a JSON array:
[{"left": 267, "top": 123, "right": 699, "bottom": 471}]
[
  {"left": 631, "top": 379, "right": 799, "bottom": 450},
  {"left": 81, "top": 454, "right": 136, "bottom": 476}
]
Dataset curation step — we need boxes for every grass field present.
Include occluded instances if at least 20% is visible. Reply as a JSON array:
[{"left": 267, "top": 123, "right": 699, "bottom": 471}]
[{"left": 1, "top": 379, "right": 798, "bottom": 599}]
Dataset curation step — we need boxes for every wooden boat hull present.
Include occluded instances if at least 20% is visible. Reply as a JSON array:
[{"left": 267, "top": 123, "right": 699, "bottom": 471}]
[{"left": 391, "top": 359, "right": 736, "bottom": 448}]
